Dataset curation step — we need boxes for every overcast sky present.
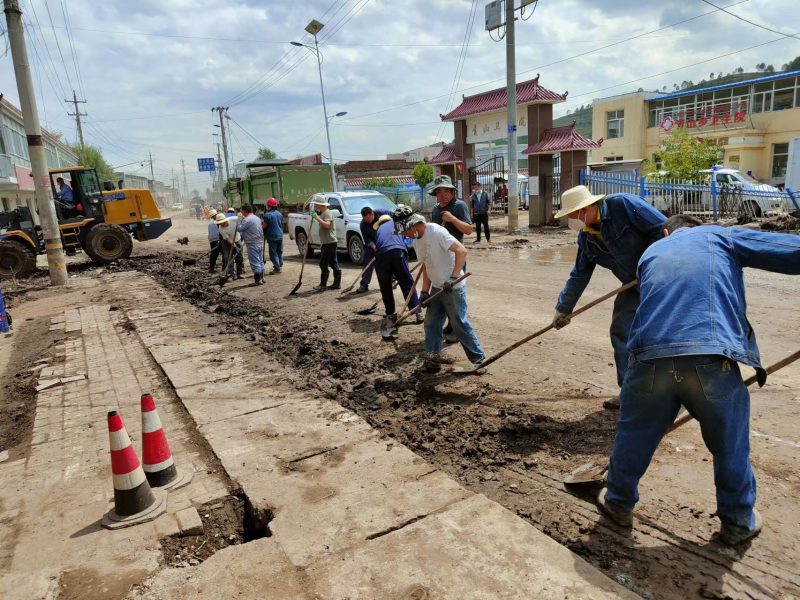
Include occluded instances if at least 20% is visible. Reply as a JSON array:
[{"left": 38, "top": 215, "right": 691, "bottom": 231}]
[{"left": 2, "top": 0, "right": 799, "bottom": 189}]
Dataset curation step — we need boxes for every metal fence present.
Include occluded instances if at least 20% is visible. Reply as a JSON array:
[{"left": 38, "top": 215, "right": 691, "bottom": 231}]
[
  {"left": 343, "top": 185, "right": 425, "bottom": 211},
  {"left": 581, "top": 170, "right": 800, "bottom": 221}
]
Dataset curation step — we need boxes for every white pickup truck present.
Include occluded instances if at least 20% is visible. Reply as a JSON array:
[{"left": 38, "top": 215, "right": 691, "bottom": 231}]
[{"left": 288, "top": 190, "right": 407, "bottom": 265}]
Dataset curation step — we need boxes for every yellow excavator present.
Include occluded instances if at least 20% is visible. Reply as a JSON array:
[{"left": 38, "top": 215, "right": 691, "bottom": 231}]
[{"left": 0, "top": 166, "right": 172, "bottom": 279}]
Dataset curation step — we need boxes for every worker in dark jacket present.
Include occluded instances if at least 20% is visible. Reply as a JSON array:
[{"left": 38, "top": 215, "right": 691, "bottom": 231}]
[
  {"left": 356, "top": 206, "right": 378, "bottom": 293},
  {"left": 599, "top": 215, "right": 800, "bottom": 545},
  {"left": 552, "top": 186, "right": 666, "bottom": 409},
  {"left": 263, "top": 198, "right": 284, "bottom": 275}
]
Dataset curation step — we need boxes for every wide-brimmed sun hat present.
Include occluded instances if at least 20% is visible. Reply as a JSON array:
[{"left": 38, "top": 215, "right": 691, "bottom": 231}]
[
  {"left": 428, "top": 174, "right": 457, "bottom": 196},
  {"left": 208, "top": 209, "right": 218, "bottom": 218},
  {"left": 214, "top": 213, "right": 231, "bottom": 225},
  {"left": 312, "top": 198, "right": 330, "bottom": 207},
  {"left": 554, "top": 185, "right": 605, "bottom": 220}
]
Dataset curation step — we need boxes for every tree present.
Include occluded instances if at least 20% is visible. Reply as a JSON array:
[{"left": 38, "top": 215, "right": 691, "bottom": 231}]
[
  {"left": 709, "top": 72, "right": 714, "bottom": 79},
  {"left": 734, "top": 66, "right": 744, "bottom": 74},
  {"left": 658, "top": 126, "right": 722, "bottom": 182},
  {"left": 70, "top": 143, "right": 115, "bottom": 184},
  {"left": 764, "top": 64, "right": 775, "bottom": 74},
  {"left": 257, "top": 147, "right": 278, "bottom": 161},
  {"left": 756, "top": 62, "right": 766, "bottom": 72},
  {"left": 190, "top": 189, "right": 200, "bottom": 198},
  {"left": 362, "top": 176, "right": 398, "bottom": 189},
  {"left": 412, "top": 160, "right": 433, "bottom": 188},
  {"left": 783, "top": 56, "right": 800, "bottom": 71}
]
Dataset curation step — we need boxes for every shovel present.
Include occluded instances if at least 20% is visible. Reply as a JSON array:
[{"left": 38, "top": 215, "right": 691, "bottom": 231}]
[
  {"left": 393, "top": 272, "right": 471, "bottom": 327},
  {"left": 380, "top": 266, "right": 424, "bottom": 338},
  {"left": 217, "top": 242, "right": 237, "bottom": 287},
  {"left": 456, "top": 281, "right": 638, "bottom": 376},
  {"left": 564, "top": 348, "right": 800, "bottom": 486},
  {"left": 183, "top": 245, "right": 216, "bottom": 267},
  {"left": 357, "top": 262, "right": 422, "bottom": 315},
  {"left": 342, "top": 258, "right": 376, "bottom": 294},
  {"left": 290, "top": 231, "right": 312, "bottom": 295}
]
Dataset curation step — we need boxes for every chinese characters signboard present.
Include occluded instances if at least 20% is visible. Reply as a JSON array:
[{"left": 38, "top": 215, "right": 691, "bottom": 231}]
[
  {"left": 465, "top": 111, "right": 528, "bottom": 144},
  {"left": 659, "top": 102, "right": 748, "bottom": 135},
  {"left": 197, "top": 158, "right": 216, "bottom": 172}
]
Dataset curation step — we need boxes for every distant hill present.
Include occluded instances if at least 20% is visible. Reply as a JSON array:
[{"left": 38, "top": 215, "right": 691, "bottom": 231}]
[
  {"left": 553, "top": 105, "right": 593, "bottom": 138},
  {"left": 679, "top": 71, "right": 770, "bottom": 93}
]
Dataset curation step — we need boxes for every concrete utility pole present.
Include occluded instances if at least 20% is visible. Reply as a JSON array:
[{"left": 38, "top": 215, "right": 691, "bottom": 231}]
[
  {"left": 216, "top": 143, "right": 223, "bottom": 194},
  {"left": 4, "top": 0, "right": 67, "bottom": 285},
  {"left": 65, "top": 90, "right": 87, "bottom": 148},
  {"left": 213, "top": 107, "right": 230, "bottom": 182},
  {"left": 505, "top": 0, "right": 519, "bottom": 231},
  {"left": 148, "top": 151, "right": 155, "bottom": 192},
  {"left": 180, "top": 159, "right": 188, "bottom": 200}
]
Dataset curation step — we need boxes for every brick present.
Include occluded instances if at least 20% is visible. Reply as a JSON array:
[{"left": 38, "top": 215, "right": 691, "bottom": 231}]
[
  {"left": 175, "top": 507, "right": 204, "bottom": 536},
  {"left": 154, "top": 513, "right": 181, "bottom": 538}
]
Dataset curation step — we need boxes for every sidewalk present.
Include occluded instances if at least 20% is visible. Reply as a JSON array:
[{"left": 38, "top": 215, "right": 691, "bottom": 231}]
[{"left": 111, "top": 270, "right": 634, "bottom": 599}]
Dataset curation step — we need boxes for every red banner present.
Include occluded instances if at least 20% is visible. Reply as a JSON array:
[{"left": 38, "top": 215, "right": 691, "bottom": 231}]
[{"left": 291, "top": 153, "right": 323, "bottom": 166}]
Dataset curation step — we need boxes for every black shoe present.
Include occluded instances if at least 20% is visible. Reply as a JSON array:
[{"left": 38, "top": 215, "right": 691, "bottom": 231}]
[
  {"left": 313, "top": 272, "right": 329, "bottom": 292},
  {"left": 473, "top": 239, "right": 481, "bottom": 244},
  {"left": 355, "top": 283, "right": 369, "bottom": 293},
  {"left": 328, "top": 270, "right": 342, "bottom": 290}
]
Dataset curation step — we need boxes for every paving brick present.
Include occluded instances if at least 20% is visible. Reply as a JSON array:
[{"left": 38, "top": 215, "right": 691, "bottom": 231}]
[
  {"left": 154, "top": 513, "right": 181, "bottom": 538},
  {"left": 175, "top": 507, "right": 204, "bottom": 536}
]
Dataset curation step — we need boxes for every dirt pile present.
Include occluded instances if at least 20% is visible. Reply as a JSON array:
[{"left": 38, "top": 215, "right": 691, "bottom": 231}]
[{"left": 761, "top": 213, "right": 800, "bottom": 232}]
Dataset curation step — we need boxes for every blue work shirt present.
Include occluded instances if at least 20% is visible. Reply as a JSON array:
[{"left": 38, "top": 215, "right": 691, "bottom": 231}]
[
  {"left": 630, "top": 225, "right": 800, "bottom": 380},
  {"left": 263, "top": 209, "right": 283, "bottom": 242},
  {"left": 556, "top": 194, "right": 666, "bottom": 314},
  {"left": 237, "top": 213, "right": 263, "bottom": 244},
  {"left": 58, "top": 183, "right": 73, "bottom": 202},
  {"left": 470, "top": 190, "right": 491, "bottom": 215},
  {"left": 372, "top": 209, "right": 406, "bottom": 256}
]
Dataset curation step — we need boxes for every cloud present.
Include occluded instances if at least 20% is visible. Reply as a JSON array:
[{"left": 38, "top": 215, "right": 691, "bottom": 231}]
[{"left": 1, "top": 0, "right": 797, "bottom": 183}]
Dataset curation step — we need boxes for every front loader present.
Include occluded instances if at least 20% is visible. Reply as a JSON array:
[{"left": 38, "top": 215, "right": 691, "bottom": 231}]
[{"left": 0, "top": 167, "right": 172, "bottom": 279}]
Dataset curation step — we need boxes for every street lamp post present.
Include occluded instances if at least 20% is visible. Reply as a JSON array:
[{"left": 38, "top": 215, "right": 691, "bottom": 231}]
[{"left": 292, "top": 20, "right": 342, "bottom": 192}]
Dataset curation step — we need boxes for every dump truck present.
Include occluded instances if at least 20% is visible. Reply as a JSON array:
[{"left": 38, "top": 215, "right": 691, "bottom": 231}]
[
  {"left": 225, "top": 160, "right": 334, "bottom": 229},
  {"left": 0, "top": 166, "right": 171, "bottom": 279}
]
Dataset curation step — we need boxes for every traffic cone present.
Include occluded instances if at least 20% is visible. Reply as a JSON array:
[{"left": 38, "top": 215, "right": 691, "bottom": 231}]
[
  {"left": 140, "top": 393, "right": 191, "bottom": 490},
  {"left": 102, "top": 409, "right": 166, "bottom": 529}
]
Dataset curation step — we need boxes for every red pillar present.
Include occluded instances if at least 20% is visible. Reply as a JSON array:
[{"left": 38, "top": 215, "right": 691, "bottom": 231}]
[{"left": 454, "top": 119, "right": 473, "bottom": 201}]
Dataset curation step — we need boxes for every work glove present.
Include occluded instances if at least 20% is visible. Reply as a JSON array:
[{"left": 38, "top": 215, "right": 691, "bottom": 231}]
[
  {"left": 442, "top": 276, "right": 459, "bottom": 294},
  {"left": 419, "top": 290, "right": 431, "bottom": 304},
  {"left": 311, "top": 212, "right": 319, "bottom": 220},
  {"left": 552, "top": 310, "right": 571, "bottom": 330}
]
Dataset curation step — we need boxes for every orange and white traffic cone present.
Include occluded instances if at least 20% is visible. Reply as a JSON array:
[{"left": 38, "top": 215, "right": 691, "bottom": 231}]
[
  {"left": 140, "top": 393, "right": 191, "bottom": 490},
  {"left": 102, "top": 409, "right": 166, "bottom": 529}
]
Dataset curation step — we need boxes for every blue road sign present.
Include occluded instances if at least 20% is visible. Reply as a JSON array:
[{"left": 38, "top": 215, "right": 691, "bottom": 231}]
[{"left": 197, "top": 158, "right": 216, "bottom": 172}]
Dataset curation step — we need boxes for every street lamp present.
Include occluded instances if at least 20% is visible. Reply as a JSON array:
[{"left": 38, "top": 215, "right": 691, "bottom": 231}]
[{"left": 291, "top": 20, "right": 341, "bottom": 191}]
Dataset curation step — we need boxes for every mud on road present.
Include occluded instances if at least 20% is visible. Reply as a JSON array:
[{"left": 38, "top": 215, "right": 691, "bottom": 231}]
[{"left": 90, "top": 245, "right": 800, "bottom": 600}]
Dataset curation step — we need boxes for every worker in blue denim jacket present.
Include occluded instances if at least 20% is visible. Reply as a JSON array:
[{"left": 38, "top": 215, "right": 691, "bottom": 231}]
[
  {"left": 597, "top": 215, "right": 800, "bottom": 545},
  {"left": 552, "top": 186, "right": 665, "bottom": 409}
]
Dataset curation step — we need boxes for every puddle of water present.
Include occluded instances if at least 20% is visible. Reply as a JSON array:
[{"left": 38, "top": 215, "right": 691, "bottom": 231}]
[{"left": 502, "top": 245, "right": 577, "bottom": 265}]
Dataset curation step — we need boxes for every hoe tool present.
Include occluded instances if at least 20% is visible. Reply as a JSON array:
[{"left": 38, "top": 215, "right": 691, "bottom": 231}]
[{"left": 342, "top": 258, "right": 376, "bottom": 294}]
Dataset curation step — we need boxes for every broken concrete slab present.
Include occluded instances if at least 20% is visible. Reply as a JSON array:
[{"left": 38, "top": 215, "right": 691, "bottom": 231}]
[
  {"left": 175, "top": 507, "right": 204, "bottom": 536},
  {"left": 60, "top": 375, "right": 86, "bottom": 384},
  {"left": 35, "top": 379, "right": 60, "bottom": 392}
]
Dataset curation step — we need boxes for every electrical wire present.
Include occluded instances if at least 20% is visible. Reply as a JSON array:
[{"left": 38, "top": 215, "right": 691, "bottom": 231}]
[
  {"left": 698, "top": 0, "right": 799, "bottom": 40},
  {"left": 60, "top": 0, "right": 85, "bottom": 99},
  {"left": 520, "top": 0, "right": 537, "bottom": 21},
  {"left": 25, "top": 0, "right": 67, "bottom": 98},
  {"left": 41, "top": 0, "right": 74, "bottom": 92}
]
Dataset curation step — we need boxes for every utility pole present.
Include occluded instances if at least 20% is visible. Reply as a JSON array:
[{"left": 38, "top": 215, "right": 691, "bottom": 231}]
[
  {"left": 180, "top": 159, "right": 188, "bottom": 201},
  {"left": 505, "top": 0, "right": 519, "bottom": 231},
  {"left": 171, "top": 168, "right": 175, "bottom": 205},
  {"left": 216, "top": 143, "right": 224, "bottom": 195},
  {"left": 4, "top": 0, "right": 67, "bottom": 285},
  {"left": 148, "top": 151, "right": 155, "bottom": 192},
  {"left": 65, "top": 90, "right": 87, "bottom": 148},
  {"left": 212, "top": 107, "right": 230, "bottom": 182}
]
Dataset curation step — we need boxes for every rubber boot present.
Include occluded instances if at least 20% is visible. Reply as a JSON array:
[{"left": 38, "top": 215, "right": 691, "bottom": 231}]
[
  {"left": 313, "top": 272, "right": 329, "bottom": 292},
  {"left": 328, "top": 270, "right": 342, "bottom": 290}
]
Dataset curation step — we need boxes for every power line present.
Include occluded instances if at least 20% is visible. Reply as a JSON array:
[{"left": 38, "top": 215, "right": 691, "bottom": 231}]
[
  {"left": 41, "top": 0, "right": 73, "bottom": 90},
  {"left": 25, "top": 0, "right": 67, "bottom": 98},
  {"left": 60, "top": 0, "right": 86, "bottom": 98},
  {"left": 698, "top": 0, "right": 800, "bottom": 40}
]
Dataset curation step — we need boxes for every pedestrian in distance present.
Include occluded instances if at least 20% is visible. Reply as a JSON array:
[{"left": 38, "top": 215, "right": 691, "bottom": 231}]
[
  {"left": 356, "top": 206, "right": 378, "bottom": 293},
  {"left": 372, "top": 206, "right": 422, "bottom": 327},
  {"left": 430, "top": 175, "right": 473, "bottom": 344},
  {"left": 263, "top": 197, "right": 284, "bottom": 275},
  {"left": 470, "top": 181, "right": 492, "bottom": 243},
  {"left": 551, "top": 185, "right": 666, "bottom": 410},
  {"left": 311, "top": 199, "right": 342, "bottom": 291},
  {"left": 215, "top": 212, "right": 243, "bottom": 283},
  {"left": 598, "top": 214, "right": 800, "bottom": 545},
  {"left": 207, "top": 209, "right": 221, "bottom": 273},
  {"left": 402, "top": 213, "right": 485, "bottom": 372},
  {"left": 238, "top": 204, "right": 265, "bottom": 285}
]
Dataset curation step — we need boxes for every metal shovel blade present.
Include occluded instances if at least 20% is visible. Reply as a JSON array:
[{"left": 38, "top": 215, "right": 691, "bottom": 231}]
[
  {"left": 564, "top": 461, "right": 608, "bottom": 486},
  {"left": 182, "top": 258, "right": 197, "bottom": 267},
  {"left": 380, "top": 315, "right": 398, "bottom": 339}
]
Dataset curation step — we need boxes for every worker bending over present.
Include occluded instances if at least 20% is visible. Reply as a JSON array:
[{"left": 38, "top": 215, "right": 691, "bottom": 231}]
[
  {"left": 238, "top": 204, "right": 265, "bottom": 285},
  {"left": 598, "top": 215, "right": 800, "bottom": 545},
  {"left": 356, "top": 207, "right": 378, "bottom": 293},
  {"left": 215, "top": 212, "right": 243, "bottom": 283},
  {"left": 402, "top": 214, "right": 484, "bottom": 372},
  {"left": 552, "top": 185, "right": 665, "bottom": 409},
  {"left": 207, "top": 209, "right": 220, "bottom": 273}
]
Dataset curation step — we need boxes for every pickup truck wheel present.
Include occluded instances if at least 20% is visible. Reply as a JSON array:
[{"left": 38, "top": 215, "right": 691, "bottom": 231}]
[
  {"left": 296, "top": 231, "right": 314, "bottom": 258},
  {"left": 348, "top": 234, "right": 364, "bottom": 266}
]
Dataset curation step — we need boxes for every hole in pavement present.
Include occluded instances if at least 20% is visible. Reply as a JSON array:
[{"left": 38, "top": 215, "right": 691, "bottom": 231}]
[{"left": 159, "top": 490, "right": 272, "bottom": 568}]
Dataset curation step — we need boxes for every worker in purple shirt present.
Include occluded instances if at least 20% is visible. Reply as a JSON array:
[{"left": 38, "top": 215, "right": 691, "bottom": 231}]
[{"left": 356, "top": 206, "right": 378, "bottom": 293}]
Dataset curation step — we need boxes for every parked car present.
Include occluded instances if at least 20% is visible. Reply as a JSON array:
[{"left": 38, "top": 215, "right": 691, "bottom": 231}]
[
  {"left": 698, "top": 168, "right": 785, "bottom": 217},
  {"left": 288, "top": 191, "right": 412, "bottom": 265},
  {"left": 171, "top": 203, "right": 184, "bottom": 211}
]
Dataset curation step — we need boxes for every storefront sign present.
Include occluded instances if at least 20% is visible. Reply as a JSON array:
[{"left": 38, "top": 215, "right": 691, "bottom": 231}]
[
  {"left": 660, "top": 110, "right": 747, "bottom": 134},
  {"left": 466, "top": 110, "right": 529, "bottom": 144}
]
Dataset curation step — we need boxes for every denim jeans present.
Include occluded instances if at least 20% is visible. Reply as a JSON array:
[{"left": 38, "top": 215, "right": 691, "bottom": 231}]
[
  {"left": 606, "top": 354, "right": 757, "bottom": 536},
  {"left": 245, "top": 242, "right": 264, "bottom": 274},
  {"left": 609, "top": 285, "right": 640, "bottom": 388},
  {"left": 424, "top": 286, "right": 485, "bottom": 364},
  {"left": 222, "top": 241, "right": 244, "bottom": 277},
  {"left": 375, "top": 249, "right": 418, "bottom": 315},
  {"left": 319, "top": 242, "right": 340, "bottom": 275},
  {"left": 361, "top": 245, "right": 376, "bottom": 286},
  {"left": 268, "top": 240, "right": 283, "bottom": 270}
]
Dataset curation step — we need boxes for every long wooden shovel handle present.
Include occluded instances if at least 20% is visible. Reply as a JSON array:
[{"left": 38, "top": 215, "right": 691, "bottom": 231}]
[
  {"left": 475, "top": 280, "right": 638, "bottom": 371},
  {"left": 342, "top": 258, "right": 376, "bottom": 293},
  {"left": 298, "top": 229, "right": 312, "bottom": 279},
  {"left": 398, "top": 267, "right": 424, "bottom": 318},
  {"left": 364, "top": 263, "right": 423, "bottom": 311},
  {"left": 667, "top": 348, "right": 800, "bottom": 434},
  {"left": 394, "top": 272, "right": 471, "bottom": 327}
]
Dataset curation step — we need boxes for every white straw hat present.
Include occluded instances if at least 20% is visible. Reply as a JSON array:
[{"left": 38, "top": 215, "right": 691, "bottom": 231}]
[
  {"left": 554, "top": 185, "right": 605, "bottom": 219},
  {"left": 214, "top": 213, "right": 230, "bottom": 224}
]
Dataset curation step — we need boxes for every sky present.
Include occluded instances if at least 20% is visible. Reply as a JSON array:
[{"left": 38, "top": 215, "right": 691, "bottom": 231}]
[{"left": 1, "top": 0, "right": 799, "bottom": 191}]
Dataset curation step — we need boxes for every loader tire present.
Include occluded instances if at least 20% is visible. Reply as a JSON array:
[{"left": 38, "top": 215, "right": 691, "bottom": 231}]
[
  {"left": 0, "top": 239, "right": 37, "bottom": 280},
  {"left": 84, "top": 223, "right": 133, "bottom": 265}
]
